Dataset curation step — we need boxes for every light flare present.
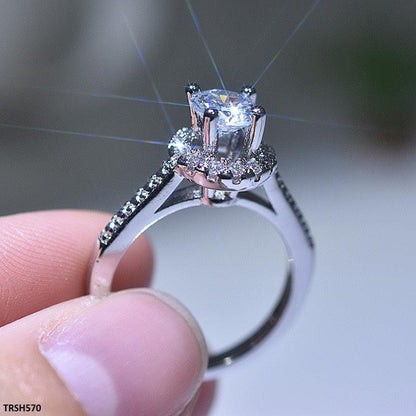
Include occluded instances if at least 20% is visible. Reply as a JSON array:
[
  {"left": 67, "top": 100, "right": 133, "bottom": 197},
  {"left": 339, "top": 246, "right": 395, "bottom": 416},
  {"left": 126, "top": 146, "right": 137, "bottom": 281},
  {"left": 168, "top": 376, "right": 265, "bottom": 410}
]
[{"left": 0, "top": 122, "right": 168, "bottom": 146}]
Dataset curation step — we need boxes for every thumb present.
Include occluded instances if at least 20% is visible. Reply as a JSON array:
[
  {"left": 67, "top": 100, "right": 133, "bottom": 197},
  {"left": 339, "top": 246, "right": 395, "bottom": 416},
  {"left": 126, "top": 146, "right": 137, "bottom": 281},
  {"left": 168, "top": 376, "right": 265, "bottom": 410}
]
[{"left": 0, "top": 289, "right": 208, "bottom": 416}]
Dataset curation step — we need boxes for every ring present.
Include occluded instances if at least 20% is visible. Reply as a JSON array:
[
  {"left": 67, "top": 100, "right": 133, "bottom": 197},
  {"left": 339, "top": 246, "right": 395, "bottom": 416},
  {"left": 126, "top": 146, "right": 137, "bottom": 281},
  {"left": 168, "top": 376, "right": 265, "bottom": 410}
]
[{"left": 89, "top": 83, "right": 314, "bottom": 377}]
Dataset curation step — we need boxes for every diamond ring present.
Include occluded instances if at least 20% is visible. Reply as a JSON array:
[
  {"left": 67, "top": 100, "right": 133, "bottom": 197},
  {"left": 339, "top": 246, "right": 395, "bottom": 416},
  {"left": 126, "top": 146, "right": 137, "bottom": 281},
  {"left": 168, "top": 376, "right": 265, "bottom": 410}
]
[{"left": 89, "top": 83, "right": 314, "bottom": 377}]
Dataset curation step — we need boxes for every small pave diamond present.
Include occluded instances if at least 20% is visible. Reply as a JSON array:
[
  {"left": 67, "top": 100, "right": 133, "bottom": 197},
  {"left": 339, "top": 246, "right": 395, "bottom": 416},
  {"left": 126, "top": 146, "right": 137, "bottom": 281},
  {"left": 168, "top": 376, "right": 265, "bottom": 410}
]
[
  {"left": 105, "top": 221, "right": 119, "bottom": 233},
  {"left": 121, "top": 201, "right": 136, "bottom": 216},
  {"left": 149, "top": 175, "right": 163, "bottom": 187},
  {"left": 99, "top": 230, "right": 112, "bottom": 245},
  {"left": 207, "top": 170, "right": 217, "bottom": 182},
  {"left": 132, "top": 188, "right": 149, "bottom": 204},
  {"left": 207, "top": 160, "right": 224, "bottom": 182},
  {"left": 160, "top": 165, "right": 170, "bottom": 176},
  {"left": 117, "top": 209, "right": 128, "bottom": 219},
  {"left": 212, "top": 190, "right": 226, "bottom": 201},
  {"left": 145, "top": 182, "right": 157, "bottom": 192},
  {"left": 138, "top": 188, "right": 150, "bottom": 199},
  {"left": 112, "top": 214, "right": 124, "bottom": 226},
  {"left": 247, "top": 158, "right": 262, "bottom": 177},
  {"left": 186, "top": 159, "right": 197, "bottom": 175},
  {"left": 160, "top": 160, "right": 173, "bottom": 176},
  {"left": 170, "top": 138, "right": 276, "bottom": 184},
  {"left": 193, "top": 188, "right": 202, "bottom": 199},
  {"left": 168, "top": 128, "right": 198, "bottom": 157},
  {"left": 186, "top": 151, "right": 205, "bottom": 175},
  {"left": 230, "top": 160, "right": 247, "bottom": 184}
]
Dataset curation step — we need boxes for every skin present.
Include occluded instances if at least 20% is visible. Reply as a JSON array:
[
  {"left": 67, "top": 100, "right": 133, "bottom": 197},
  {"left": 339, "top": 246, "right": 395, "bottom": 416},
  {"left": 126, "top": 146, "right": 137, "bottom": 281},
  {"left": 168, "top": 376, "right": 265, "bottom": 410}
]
[{"left": 0, "top": 210, "right": 215, "bottom": 416}]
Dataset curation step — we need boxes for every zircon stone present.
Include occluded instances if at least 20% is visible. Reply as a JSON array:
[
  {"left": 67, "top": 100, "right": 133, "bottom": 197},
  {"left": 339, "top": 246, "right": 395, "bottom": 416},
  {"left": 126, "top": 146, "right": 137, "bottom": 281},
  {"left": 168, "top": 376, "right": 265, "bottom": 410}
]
[
  {"left": 207, "top": 160, "right": 224, "bottom": 182},
  {"left": 105, "top": 221, "right": 119, "bottom": 233},
  {"left": 190, "top": 89, "right": 255, "bottom": 160},
  {"left": 168, "top": 128, "right": 196, "bottom": 156},
  {"left": 186, "top": 151, "right": 205, "bottom": 175},
  {"left": 137, "top": 188, "right": 149, "bottom": 200},
  {"left": 230, "top": 159, "right": 247, "bottom": 184},
  {"left": 190, "top": 89, "right": 253, "bottom": 133},
  {"left": 121, "top": 201, "right": 136, "bottom": 215},
  {"left": 131, "top": 189, "right": 148, "bottom": 204},
  {"left": 99, "top": 230, "right": 112, "bottom": 245},
  {"left": 112, "top": 214, "right": 124, "bottom": 226},
  {"left": 160, "top": 160, "right": 173, "bottom": 176},
  {"left": 247, "top": 158, "right": 262, "bottom": 176},
  {"left": 149, "top": 175, "right": 163, "bottom": 187},
  {"left": 212, "top": 190, "right": 227, "bottom": 201}
]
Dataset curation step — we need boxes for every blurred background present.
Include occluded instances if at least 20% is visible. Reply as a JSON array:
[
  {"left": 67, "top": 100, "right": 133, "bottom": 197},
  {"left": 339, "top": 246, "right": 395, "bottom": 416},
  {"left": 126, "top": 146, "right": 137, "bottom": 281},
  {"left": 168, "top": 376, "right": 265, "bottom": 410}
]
[{"left": 1, "top": 0, "right": 415, "bottom": 414}]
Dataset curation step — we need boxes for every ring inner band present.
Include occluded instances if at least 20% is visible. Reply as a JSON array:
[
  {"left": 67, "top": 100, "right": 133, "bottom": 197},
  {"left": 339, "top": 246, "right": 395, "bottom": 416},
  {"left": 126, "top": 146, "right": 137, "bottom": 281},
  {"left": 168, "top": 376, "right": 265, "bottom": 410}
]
[
  {"left": 208, "top": 272, "right": 291, "bottom": 368},
  {"left": 157, "top": 186, "right": 292, "bottom": 370},
  {"left": 90, "top": 173, "right": 313, "bottom": 377}
]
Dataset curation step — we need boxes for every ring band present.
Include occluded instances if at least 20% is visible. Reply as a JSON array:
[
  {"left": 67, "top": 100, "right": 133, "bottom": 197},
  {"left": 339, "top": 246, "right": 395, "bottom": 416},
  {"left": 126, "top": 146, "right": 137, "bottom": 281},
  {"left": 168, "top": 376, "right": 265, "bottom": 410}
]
[{"left": 89, "top": 84, "right": 314, "bottom": 377}]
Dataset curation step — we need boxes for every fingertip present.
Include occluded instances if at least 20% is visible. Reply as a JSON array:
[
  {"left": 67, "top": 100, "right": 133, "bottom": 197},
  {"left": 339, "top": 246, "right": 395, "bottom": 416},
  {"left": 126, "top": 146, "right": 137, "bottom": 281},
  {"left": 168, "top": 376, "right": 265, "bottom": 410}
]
[
  {"left": 188, "top": 380, "right": 217, "bottom": 416},
  {"left": 38, "top": 289, "right": 207, "bottom": 415},
  {"left": 0, "top": 210, "right": 108, "bottom": 325},
  {"left": 0, "top": 210, "right": 154, "bottom": 326}
]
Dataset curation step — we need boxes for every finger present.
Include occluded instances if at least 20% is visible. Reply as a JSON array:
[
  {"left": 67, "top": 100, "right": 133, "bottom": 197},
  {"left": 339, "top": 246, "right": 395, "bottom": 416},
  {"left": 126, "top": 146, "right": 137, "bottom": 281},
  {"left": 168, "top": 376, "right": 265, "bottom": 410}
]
[
  {"left": 190, "top": 380, "right": 217, "bottom": 416},
  {"left": 179, "top": 380, "right": 217, "bottom": 416},
  {"left": 0, "top": 288, "right": 207, "bottom": 416},
  {"left": 0, "top": 210, "right": 153, "bottom": 326}
]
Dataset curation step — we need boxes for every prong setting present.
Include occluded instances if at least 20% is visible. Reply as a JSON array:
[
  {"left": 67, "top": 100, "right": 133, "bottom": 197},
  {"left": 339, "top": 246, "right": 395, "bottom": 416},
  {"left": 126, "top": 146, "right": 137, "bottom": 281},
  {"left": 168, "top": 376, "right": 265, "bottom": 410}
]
[
  {"left": 169, "top": 87, "right": 276, "bottom": 191},
  {"left": 185, "top": 82, "right": 201, "bottom": 95},
  {"left": 186, "top": 82, "right": 201, "bottom": 130},
  {"left": 203, "top": 108, "right": 219, "bottom": 149},
  {"left": 241, "top": 85, "right": 257, "bottom": 104},
  {"left": 248, "top": 105, "right": 266, "bottom": 153}
]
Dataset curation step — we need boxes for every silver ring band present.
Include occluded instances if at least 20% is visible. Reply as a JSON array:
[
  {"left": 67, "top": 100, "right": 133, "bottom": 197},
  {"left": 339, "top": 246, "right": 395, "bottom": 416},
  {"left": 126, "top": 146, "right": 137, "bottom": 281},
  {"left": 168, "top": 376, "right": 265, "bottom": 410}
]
[
  {"left": 89, "top": 84, "right": 314, "bottom": 378},
  {"left": 89, "top": 161, "right": 313, "bottom": 377}
]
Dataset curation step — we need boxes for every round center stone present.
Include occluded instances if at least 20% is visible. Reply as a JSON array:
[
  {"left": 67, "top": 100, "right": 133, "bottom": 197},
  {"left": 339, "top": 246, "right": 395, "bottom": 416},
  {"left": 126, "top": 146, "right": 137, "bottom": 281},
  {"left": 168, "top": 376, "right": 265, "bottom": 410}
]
[
  {"left": 190, "top": 89, "right": 254, "bottom": 159},
  {"left": 190, "top": 89, "right": 253, "bottom": 134}
]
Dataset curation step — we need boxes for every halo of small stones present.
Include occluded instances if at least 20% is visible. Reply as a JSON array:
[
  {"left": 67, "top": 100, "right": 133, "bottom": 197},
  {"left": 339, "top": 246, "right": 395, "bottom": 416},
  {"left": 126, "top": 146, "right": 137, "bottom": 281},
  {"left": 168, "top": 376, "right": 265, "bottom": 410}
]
[
  {"left": 98, "top": 158, "right": 176, "bottom": 249},
  {"left": 169, "top": 128, "right": 277, "bottom": 185}
]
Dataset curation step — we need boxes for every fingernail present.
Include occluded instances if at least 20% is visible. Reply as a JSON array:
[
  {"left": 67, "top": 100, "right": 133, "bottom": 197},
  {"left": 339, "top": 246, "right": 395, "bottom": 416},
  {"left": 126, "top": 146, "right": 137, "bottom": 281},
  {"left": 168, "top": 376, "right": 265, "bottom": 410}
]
[{"left": 39, "top": 290, "right": 207, "bottom": 416}]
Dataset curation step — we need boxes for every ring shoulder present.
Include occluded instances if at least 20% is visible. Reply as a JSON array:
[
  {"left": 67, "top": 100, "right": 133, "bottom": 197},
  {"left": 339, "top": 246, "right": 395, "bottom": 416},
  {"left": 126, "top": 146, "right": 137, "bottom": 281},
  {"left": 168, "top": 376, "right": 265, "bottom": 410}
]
[
  {"left": 97, "top": 158, "right": 179, "bottom": 252},
  {"left": 265, "top": 171, "right": 314, "bottom": 249}
]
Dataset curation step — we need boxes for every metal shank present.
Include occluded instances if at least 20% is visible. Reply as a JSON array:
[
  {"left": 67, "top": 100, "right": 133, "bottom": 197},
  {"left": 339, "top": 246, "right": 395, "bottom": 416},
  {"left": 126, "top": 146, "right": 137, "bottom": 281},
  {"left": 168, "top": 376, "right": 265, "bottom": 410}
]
[{"left": 89, "top": 166, "right": 314, "bottom": 379}]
